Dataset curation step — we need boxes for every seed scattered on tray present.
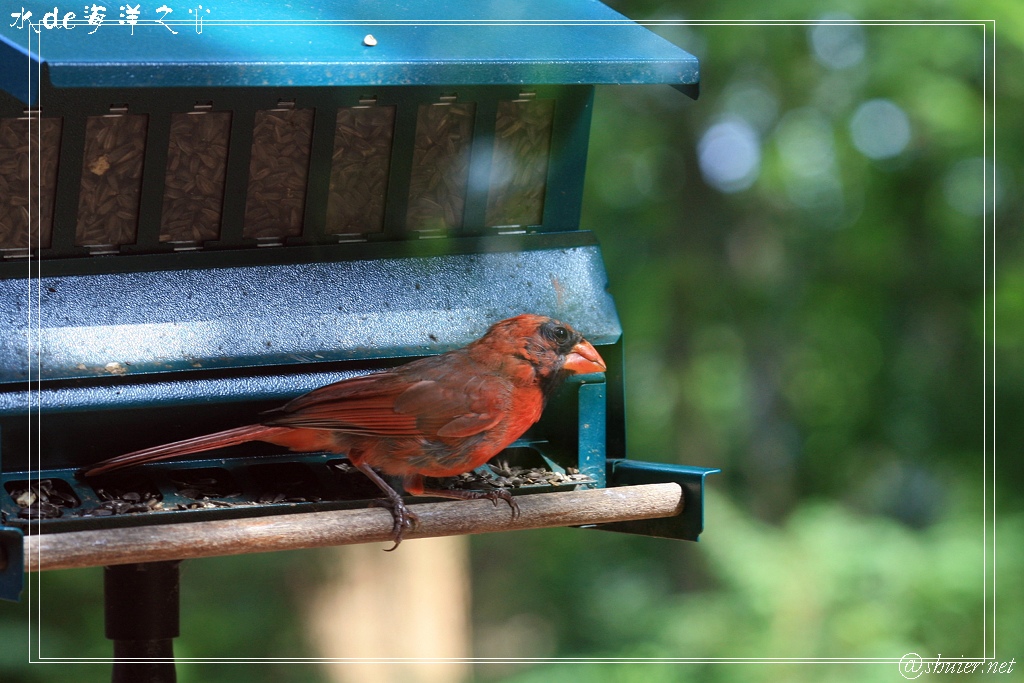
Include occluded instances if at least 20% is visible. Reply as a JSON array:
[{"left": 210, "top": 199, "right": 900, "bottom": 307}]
[
  {"left": 81, "top": 484, "right": 163, "bottom": 516},
  {"left": 7, "top": 460, "right": 592, "bottom": 523},
  {"left": 254, "top": 481, "right": 322, "bottom": 505},
  {"left": 172, "top": 475, "right": 239, "bottom": 500},
  {"left": 10, "top": 479, "right": 79, "bottom": 519},
  {"left": 435, "top": 463, "right": 593, "bottom": 492}
]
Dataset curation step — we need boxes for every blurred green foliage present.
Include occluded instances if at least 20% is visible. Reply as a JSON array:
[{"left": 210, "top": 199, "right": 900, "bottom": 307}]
[
  {"left": 1, "top": 552, "right": 324, "bottom": 682},
  {"left": 2, "top": 2, "right": 1020, "bottom": 681},
  {"left": 472, "top": 1, "right": 1021, "bottom": 680}
]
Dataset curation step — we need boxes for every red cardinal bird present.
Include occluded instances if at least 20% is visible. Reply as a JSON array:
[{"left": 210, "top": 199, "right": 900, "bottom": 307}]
[{"left": 82, "top": 314, "right": 606, "bottom": 548}]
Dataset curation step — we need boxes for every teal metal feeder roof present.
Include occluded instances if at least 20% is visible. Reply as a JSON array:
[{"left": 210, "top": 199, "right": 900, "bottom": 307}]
[{"left": 0, "top": 0, "right": 699, "bottom": 104}]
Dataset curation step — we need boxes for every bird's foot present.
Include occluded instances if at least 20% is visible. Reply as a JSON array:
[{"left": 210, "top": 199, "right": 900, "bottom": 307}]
[
  {"left": 482, "top": 488, "right": 521, "bottom": 519},
  {"left": 421, "top": 486, "right": 520, "bottom": 520},
  {"left": 354, "top": 462, "right": 420, "bottom": 551},
  {"left": 368, "top": 496, "right": 419, "bottom": 551}
]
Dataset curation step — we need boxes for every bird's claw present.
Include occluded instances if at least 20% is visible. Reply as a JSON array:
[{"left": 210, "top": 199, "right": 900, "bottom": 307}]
[
  {"left": 418, "top": 485, "right": 520, "bottom": 520},
  {"left": 368, "top": 497, "right": 419, "bottom": 551},
  {"left": 486, "top": 488, "right": 520, "bottom": 520}
]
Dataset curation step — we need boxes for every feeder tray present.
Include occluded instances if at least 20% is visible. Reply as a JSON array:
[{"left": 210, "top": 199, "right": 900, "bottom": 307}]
[{"left": 0, "top": 0, "right": 716, "bottom": 609}]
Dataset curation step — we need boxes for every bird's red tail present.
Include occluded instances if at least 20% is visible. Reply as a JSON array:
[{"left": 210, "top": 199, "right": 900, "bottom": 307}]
[{"left": 81, "top": 424, "right": 291, "bottom": 477}]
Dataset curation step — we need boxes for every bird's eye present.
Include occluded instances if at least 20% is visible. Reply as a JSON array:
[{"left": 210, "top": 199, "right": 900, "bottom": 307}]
[{"left": 553, "top": 326, "right": 569, "bottom": 342}]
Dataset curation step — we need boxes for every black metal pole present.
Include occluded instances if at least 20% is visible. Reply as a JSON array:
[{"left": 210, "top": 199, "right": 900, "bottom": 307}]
[{"left": 104, "top": 561, "right": 181, "bottom": 683}]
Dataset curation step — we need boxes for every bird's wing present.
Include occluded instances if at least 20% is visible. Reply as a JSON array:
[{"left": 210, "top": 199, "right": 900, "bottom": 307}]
[
  {"left": 265, "top": 374, "right": 419, "bottom": 436},
  {"left": 265, "top": 368, "right": 513, "bottom": 440},
  {"left": 393, "top": 374, "right": 511, "bottom": 438}
]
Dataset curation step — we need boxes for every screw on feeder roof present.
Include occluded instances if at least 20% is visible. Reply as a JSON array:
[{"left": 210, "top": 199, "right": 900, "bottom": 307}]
[{"left": 0, "top": 0, "right": 714, "bottom": 620}]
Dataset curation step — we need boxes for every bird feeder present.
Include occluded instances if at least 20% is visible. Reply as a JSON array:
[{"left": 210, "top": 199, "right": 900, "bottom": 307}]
[{"left": 0, "top": 0, "right": 717, "bottom": 614}]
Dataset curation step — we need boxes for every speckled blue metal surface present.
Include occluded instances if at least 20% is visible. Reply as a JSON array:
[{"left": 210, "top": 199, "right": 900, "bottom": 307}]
[
  {"left": 0, "top": 241, "right": 620, "bottom": 385},
  {"left": 1, "top": 0, "right": 699, "bottom": 104},
  {"left": 2, "top": 367, "right": 367, "bottom": 415}
]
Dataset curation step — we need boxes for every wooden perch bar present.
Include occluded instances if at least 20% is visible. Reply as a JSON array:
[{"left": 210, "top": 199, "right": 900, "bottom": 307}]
[{"left": 25, "top": 483, "right": 683, "bottom": 572}]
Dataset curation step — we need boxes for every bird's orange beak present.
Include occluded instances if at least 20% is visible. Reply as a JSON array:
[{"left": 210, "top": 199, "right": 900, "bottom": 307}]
[{"left": 563, "top": 339, "right": 607, "bottom": 375}]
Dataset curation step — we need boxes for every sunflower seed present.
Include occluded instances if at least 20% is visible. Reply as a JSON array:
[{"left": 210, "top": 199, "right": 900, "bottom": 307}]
[
  {"left": 0, "top": 116, "right": 62, "bottom": 250},
  {"left": 242, "top": 107, "right": 314, "bottom": 239},
  {"left": 75, "top": 113, "right": 148, "bottom": 247},
  {"left": 325, "top": 105, "right": 395, "bottom": 234},
  {"left": 159, "top": 111, "right": 231, "bottom": 243},
  {"left": 406, "top": 101, "right": 475, "bottom": 233},
  {"left": 485, "top": 98, "right": 554, "bottom": 228}
]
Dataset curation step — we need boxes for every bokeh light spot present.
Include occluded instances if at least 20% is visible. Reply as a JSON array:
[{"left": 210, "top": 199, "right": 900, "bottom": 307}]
[
  {"left": 722, "top": 78, "right": 780, "bottom": 134},
  {"left": 697, "top": 118, "right": 761, "bottom": 193},
  {"left": 943, "top": 157, "right": 1005, "bottom": 216},
  {"left": 849, "top": 99, "right": 912, "bottom": 159},
  {"left": 809, "top": 18, "right": 866, "bottom": 70},
  {"left": 774, "top": 109, "right": 847, "bottom": 221},
  {"left": 776, "top": 110, "right": 836, "bottom": 176}
]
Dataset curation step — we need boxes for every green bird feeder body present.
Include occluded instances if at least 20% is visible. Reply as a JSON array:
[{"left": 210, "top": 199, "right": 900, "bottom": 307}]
[{"left": 0, "top": 0, "right": 715, "bottom": 601}]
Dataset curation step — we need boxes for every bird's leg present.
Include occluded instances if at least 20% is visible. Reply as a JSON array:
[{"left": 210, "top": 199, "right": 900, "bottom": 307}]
[
  {"left": 418, "top": 485, "right": 521, "bottom": 520},
  {"left": 354, "top": 463, "right": 419, "bottom": 551}
]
